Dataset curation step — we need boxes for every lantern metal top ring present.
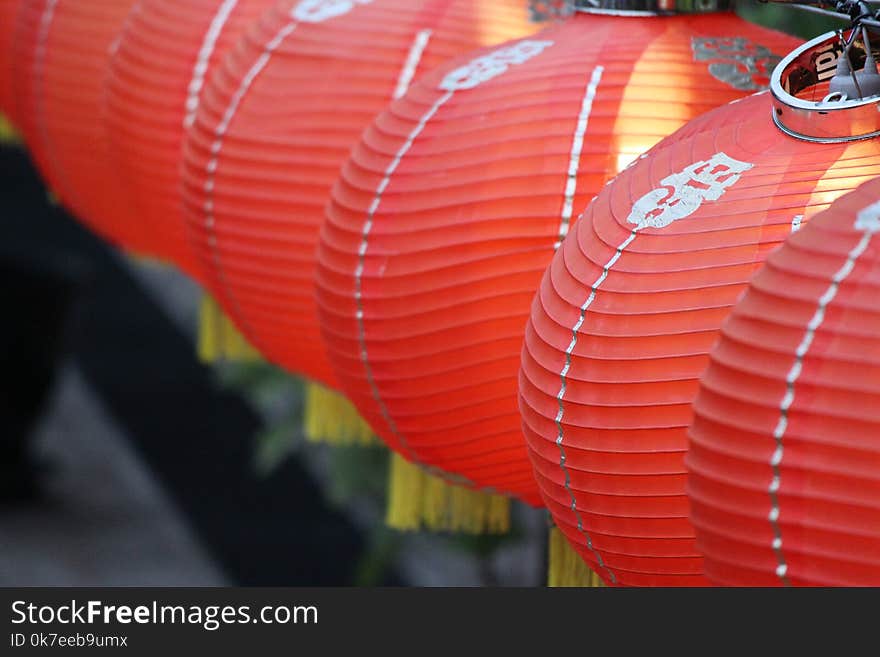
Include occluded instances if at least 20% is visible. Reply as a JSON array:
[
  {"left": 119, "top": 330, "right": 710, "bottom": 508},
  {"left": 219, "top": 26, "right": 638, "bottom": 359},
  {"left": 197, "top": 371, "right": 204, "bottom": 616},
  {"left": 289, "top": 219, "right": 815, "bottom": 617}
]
[{"left": 770, "top": 0, "right": 880, "bottom": 142}]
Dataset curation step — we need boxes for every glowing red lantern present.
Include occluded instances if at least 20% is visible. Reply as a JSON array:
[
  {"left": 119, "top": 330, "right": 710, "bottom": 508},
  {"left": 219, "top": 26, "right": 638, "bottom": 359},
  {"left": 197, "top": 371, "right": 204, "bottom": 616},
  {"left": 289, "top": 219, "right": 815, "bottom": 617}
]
[
  {"left": 182, "top": 0, "right": 541, "bottom": 388},
  {"left": 519, "top": 29, "right": 880, "bottom": 585},
  {"left": 9, "top": 0, "right": 137, "bottom": 244},
  {"left": 104, "top": 0, "right": 271, "bottom": 276},
  {"left": 0, "top": 0, "right": 20, "bottom": 121},
  {"left": 686, "top": 176, "right": 880, "bottom": 587},
  {"left": 315, "top": 3, "right": 799, "bottom": 508}
]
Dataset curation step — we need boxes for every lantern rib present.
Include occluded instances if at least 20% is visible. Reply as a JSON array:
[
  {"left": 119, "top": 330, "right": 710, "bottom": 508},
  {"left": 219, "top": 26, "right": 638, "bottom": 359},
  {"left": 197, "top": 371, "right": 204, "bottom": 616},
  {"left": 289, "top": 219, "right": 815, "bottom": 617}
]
[
  {"left": 354, "top": 89, "right": 456, "bottom": 464},
  {"left": 767, "top": 226, "right": 875, "bottom": 587},
  {"left": 202, "top": 19, "right": 301, "bottom": 354},
  {"left": 557, "top": 65, "right": 604, "bottom": 248},
  {"left": 554, "top": 226, "right": 642, "bottom": 585},
  {"left": 185, "top": 0, "right": 240, "bottom": 128},
  {"left": 393, "top": 28, "right": 432, "bottom": 100}
]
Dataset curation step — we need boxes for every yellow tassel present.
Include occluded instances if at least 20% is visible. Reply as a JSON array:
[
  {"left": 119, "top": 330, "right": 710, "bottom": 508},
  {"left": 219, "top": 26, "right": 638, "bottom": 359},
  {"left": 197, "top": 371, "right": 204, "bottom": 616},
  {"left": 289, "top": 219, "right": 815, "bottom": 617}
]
[
  {"left": 303, "top": 382, "right": 377, "bottom": 446},
  {"left": 385, "top": 453, "right": 510, "bottom": 534},
  {"left": 197, "top": 294, "right": 261, "bottom": 363},
  {"left": 0, "top": 114, "right": 19, "bottom": 144},
  {"left": 547, "top": 526, "right": 605, "bottom": 587}
]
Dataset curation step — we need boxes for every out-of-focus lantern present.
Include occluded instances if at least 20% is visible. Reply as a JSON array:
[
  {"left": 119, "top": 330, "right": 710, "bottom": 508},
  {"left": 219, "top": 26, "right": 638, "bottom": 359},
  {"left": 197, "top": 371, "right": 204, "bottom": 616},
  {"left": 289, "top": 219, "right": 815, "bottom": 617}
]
[
  {"left": 687, "top": 175, "right": 880, "bottom": 587},
  {"left": 0, "top": 0, "right": 20, "bottom": 137},
  {"left": 9, "top": 0, "right": 45, "bottom": 151},
  {"left": 10, "top": 0, "right": 137, "bottom": 244},
  {"left": 104, "top": 0, "right": 271, "bottom": 276},
  {"left": 182, "top": 0, "right": 543, "bottom": 445},
  {"left": 520, "top": 27, "right": 880, "bottom": 585},
  {"left": 315, "top": 0, "right": 799, "bottom": 533}
]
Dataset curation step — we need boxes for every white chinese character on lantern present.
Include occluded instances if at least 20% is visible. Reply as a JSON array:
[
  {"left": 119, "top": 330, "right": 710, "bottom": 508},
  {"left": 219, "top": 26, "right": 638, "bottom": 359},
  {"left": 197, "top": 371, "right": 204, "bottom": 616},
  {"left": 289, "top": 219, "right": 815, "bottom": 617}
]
[
  {"left": 528, "top": 0, "right": 573, "bottom": 22},
  {"left": 627, "top": 152, "right": 754, "bottom": 229},
  {"left": 440, "top": 40, "right": 554, "bottom": 91},
  {"left": 855, "top": 200, "right": 880, "bottom": 233},
  {"left": 691, "top": 37, "right": 782, "bottom": 91},
  {"left": 293, "top": 0, "right": 372, "bottom": 23}
]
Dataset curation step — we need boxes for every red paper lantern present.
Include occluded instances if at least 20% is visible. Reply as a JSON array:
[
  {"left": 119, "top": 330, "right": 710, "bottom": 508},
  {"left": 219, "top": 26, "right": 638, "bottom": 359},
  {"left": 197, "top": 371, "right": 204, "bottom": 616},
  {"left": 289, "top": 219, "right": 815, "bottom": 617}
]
[
  {"left": 182, "top": 0, "right": 541, "bottom": 387},
  {"left": 105, "top": 0, "right": 271, "bottom": 276},
  {"left": 9, "top": 0, "right": 47, "bottom": 154},
  {"left": 686, "top": 175, "right": 880, "bottom": 587},
  {"left": 0, "top": 0, "right": 20, "bottom": 118},
  {"left": 316, "top": 4, "right": 799, "bottom": 506},
  {"left": 9, "top": 0, "right": 137, "bottom": 244},
  {"left": 519, "top": 29, "right": 880, "bottom": 585}
]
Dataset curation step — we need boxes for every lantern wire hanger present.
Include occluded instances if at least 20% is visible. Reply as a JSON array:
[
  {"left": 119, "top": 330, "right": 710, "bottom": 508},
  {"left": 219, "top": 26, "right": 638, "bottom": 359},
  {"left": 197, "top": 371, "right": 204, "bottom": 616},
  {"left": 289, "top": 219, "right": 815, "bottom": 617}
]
[
  {"left": 544, "top": 0, "right": 734, "bottom": 15},
  {"left": 767, "top": 0, "right": 880, "bottom": 29},
  {"left": 828, "top": 24, "right": 880, "bottom": 100},
  {"left": 771, "top": 0, "right": 880, "bottom": 96},
  {"left": 759, "top": 0, "right": 880, "bottom": 141}
]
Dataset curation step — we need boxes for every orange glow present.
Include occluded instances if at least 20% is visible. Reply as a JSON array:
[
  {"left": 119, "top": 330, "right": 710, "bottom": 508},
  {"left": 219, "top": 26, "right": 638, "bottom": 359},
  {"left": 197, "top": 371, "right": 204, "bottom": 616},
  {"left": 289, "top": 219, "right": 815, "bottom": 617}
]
[{"left": 611, "top": 39, "right": 702, "bottom": 175}]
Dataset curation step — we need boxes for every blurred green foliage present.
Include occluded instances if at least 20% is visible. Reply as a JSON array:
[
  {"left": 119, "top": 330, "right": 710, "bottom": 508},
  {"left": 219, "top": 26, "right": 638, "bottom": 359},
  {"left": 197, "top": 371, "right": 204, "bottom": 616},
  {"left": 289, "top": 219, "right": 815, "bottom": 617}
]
[
  {"left": 216, "top": 360, "right": 403, "bottom": 585},
  {"left": 215, "top": 361, "right": 305, "bottom": 476},
  {"left": 738, "top": 0, "right": 849, "bottom": 39},
  {"left": 215, "top": 361, "right": 388, "bottom": 500}
]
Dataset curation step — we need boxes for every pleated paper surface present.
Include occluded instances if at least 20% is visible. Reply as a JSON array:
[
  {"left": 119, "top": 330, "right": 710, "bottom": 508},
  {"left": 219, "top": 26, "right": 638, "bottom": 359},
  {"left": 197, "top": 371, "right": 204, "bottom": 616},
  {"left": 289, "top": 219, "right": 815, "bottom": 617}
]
[
  {"left": 0, "top": 0, "right": 21, "bottom": 118},
  {"left": 520, "top": 91, "right": 880, "bottom": 585},
  {"left": 105, "top": 0, "right": 272, "bottom": 277},
  {"left": 10, "top": 0, "right": 137, "bottom": 245},
  {"left": 183, "top": 0, "right": 541, "bottom": 386},
  {"left": 316, "top": 13, "right": 799, "bottom": 506},
  {"left": 687, "top": 176, "right": 880, "bottom": 586}
]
